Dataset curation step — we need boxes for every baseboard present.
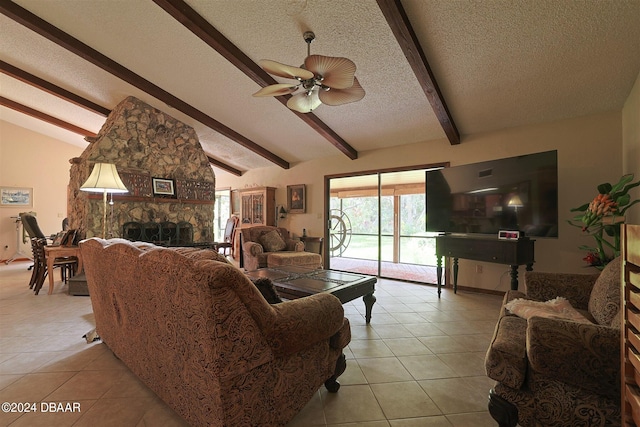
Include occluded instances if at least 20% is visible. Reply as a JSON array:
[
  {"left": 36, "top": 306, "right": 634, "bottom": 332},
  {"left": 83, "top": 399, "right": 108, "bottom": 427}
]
[{"left": 454, "top": 285, "right": 505, "bottom": 296}]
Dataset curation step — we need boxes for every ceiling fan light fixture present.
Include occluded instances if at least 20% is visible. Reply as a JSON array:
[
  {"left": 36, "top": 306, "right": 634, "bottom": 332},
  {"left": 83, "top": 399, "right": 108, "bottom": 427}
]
[
  {"left": 287, "top": 90, "right": 322, "bottom": 113},
  {"left": 258, "top": 59, "right": 314, "bottom": 80},
  {"left": 253, "top": 83, "right": 299, "bottom": 97},
  {"left": 304, "top": 55, "right": 356, "bottom": 89},
  {"left": 318, "top": 76, "right": 365, "bottom": 106},
  {"left": 254, "top": 31, "right": 364, "bottom": 113}
]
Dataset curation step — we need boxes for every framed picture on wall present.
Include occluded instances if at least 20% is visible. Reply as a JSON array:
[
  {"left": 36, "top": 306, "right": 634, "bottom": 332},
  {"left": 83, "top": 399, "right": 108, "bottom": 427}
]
[
  {"left": 0, "top": 187, "right": 33, "bottom": 208},
  {"left": 287, "top": 184, "right": 306, "bottom": 213},
  {"left": 152, "top": 178, "right": 176, "bottom": 197}
]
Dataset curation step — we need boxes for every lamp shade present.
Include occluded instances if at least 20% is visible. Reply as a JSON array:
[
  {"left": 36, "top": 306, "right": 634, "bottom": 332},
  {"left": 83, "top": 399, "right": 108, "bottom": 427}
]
[
  {"left": 80, "top": 163, "right": 128, "bottom": 193},
  {"left": 508, "top": 194, "right": 523, "bottom": 208}
]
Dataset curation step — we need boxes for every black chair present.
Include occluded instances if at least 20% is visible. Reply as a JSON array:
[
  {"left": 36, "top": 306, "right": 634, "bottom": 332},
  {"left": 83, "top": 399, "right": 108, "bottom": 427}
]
[
  {"left": 20, "top": 212, "right": 46, "bottom": 239},
  {"left": 20, "top": 212, "right": 46, "bottom": 272}
]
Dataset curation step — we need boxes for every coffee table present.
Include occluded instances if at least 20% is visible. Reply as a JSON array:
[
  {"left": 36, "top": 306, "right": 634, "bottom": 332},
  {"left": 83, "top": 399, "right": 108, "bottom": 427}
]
[{"left": 246, "top": 266, "right": 377, "bottom": 324}]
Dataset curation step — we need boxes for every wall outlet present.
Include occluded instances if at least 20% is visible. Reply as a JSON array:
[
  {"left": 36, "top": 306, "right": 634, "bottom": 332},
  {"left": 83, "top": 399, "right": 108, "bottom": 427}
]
[{"left": 475, "top": 264, "right": 483, "bottom": 274}]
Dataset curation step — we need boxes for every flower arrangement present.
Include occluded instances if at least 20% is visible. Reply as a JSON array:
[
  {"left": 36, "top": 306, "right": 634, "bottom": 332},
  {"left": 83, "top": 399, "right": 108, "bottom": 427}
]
[{"left": 568, "top": 174, "right": 640, "bottom": 269}]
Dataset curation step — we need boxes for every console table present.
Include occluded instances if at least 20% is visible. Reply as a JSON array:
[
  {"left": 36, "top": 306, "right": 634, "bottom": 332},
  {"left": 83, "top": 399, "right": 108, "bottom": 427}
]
[{"left": 435, "top": 234, "right": 535, "bottom": 297}]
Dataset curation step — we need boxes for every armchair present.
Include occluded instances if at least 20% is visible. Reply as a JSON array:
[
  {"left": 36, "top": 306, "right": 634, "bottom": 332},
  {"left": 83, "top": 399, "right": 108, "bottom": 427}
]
[
  {"left": 485, "top": 257, "right": 622, "bottom": 427},
  {"left": 241, "top": 226, "right": 321, "bottom": 271}
]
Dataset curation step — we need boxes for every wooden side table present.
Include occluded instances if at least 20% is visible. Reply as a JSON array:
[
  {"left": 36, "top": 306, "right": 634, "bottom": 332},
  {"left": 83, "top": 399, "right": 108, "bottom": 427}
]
[{"left": 44, "top": 245, "right": 83, "bottom": 295}]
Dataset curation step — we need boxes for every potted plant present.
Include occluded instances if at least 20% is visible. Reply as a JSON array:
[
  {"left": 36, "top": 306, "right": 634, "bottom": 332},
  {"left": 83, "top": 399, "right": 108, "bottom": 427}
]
[{"left": 568, "top": 173, "right": 640, "bottom": 269}]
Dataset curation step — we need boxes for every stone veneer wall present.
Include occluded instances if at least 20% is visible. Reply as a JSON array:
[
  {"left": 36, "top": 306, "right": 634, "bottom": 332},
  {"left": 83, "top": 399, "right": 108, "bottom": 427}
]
[{"left": 68, "top": 96, "right": 215, "bottom": 241}]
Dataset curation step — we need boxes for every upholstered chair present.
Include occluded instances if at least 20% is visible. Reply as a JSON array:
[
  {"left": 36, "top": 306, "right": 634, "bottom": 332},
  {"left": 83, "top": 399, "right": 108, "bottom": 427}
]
[
  {"left": 241, "top": 226, "right": 321, "bottom": 271},
  {"left": 485, "top": 257, "right": 621, "bottom": 427}
]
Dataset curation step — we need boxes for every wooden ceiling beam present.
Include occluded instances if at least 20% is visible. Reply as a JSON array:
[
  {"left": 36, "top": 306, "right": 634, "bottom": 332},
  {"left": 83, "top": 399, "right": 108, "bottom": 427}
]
[
  {"left": 0, "top": 0, "right": 290, "bottom": 169},
  {"left": 207, "top": 156, "right": 242, "bottom": 177},
  {"left": 376, "top": 0, "right": 460, "bottom": 145},
  {"left": 1, "top": 61, "right": 244, "bottom": 176},
  {"left": 0, "top": 96, "right": 97, "bottom": 137},
  {"left": 0, "top": 59, "right": 111, "bottom": 116},
  {"left": 152, "top": 0, "right": 359, "bottom": 160}
]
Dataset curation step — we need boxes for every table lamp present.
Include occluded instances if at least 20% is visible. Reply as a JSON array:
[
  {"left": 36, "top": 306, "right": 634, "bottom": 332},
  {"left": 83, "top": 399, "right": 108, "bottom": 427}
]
[{"left": 80, "top": 163, "right": 128, "bottom": 238}]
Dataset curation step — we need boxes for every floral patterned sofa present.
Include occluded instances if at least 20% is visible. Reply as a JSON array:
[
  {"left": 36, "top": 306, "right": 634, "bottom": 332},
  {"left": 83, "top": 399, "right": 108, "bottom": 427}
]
[
  {"left": 485, "top": 257, "right": 621, "bottom": 427},
  {"left": 80, "top": 238, "right": 350, "bottom": 427},
  {"left": 241, "top": 226, "right": 322, "bottom": 271}
]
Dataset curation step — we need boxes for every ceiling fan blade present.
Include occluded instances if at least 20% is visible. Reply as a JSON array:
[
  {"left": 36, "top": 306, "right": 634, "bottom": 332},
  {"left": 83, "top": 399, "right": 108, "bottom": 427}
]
[
  {"left": 258, "top": 59, "right": 314, "bottom": 80},
  {"left": 319, "top": 77, "right": 365, "bottom": 106},
  {"left": 286, "top": 91, "right": 322, "bottom": 113},
  {"left": 304, "top": 55, "right": 356, "bottom": 89},
  {"left": 253, "top": 84, "right": 299, "bottom": 97}
]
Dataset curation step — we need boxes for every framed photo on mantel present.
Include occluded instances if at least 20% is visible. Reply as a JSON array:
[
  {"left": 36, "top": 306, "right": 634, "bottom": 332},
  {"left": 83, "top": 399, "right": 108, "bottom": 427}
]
[
  {"left": 152, "top": 178, "right": 176, "bottom": 197},
  {"left": 287, "top": 184, "right": 306, "bottom": 213}
]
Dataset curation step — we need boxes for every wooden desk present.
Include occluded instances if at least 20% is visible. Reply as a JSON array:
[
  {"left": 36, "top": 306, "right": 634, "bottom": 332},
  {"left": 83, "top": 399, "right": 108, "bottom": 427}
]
[
  {"left": 44, "top": 245, "right": 83, "bottom": 295},
  {"left": 435, "top": 234, "right": 535, "bottom": 297}
]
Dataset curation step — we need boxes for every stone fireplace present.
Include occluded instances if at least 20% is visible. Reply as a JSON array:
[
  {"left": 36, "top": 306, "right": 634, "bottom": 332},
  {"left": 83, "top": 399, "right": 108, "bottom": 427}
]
[{"left": 68, "top": 96, "right": 215, "bottom": 243}]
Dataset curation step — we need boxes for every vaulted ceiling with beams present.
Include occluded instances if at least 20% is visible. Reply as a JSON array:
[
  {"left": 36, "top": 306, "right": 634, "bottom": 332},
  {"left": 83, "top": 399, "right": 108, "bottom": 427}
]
[{"left": 1, "top": 0, "right": 639, "bottom": 176}]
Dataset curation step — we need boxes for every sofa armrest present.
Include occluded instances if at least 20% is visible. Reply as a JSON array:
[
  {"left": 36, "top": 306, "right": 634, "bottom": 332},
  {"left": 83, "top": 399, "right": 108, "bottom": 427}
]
[
  {"left": 265, "top": 293, "right": 346, "bottom": 357},
  {"left": 524, "top": 271, "right": 599, "bottom": 309},
  {"left": 526, "top": 316, "right": 620, "bottom": 397},
  {"left": 284, "top": 240, "right": 305, "bottom": 252},
  {"left": 243, "top": 241, "right": 264, "bottom": 257}
]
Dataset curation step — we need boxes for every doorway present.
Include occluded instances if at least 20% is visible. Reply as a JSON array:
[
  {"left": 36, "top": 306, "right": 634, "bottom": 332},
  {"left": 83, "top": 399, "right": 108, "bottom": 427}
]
[{"left": 326, "top": 166, "right": 443, "bottom": 284}]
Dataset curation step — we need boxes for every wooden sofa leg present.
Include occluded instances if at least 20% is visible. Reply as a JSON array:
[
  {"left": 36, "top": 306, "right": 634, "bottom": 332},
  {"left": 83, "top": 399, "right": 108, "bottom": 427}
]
[
  {"left": 488, "top": 388, "right": 518, "bottom": 427},
  {"left": 324, "top": 353, "right": 347, "bottom": 393}
]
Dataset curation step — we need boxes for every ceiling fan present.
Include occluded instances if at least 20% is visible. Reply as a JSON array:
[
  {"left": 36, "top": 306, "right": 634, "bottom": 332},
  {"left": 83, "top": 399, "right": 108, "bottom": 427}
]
[{"left": 253, "top": 31, "right": 365, "bottom": 113}]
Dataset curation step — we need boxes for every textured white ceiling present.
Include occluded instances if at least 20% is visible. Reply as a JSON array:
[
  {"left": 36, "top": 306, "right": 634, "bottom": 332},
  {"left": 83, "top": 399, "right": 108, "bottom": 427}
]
[{"left": 1, "top": 0, "right": 638, "bottom": 174}]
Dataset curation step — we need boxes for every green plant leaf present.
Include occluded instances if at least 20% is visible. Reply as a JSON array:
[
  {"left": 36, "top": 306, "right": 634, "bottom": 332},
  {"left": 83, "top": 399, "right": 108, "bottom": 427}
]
[
  {"left": 597, "top": 182, "right": 612, "bottom": 194},
  {"left": 616, "top": 193, "right": 631, "bottom": 206},
  {"left": 611, "top": 179, "right": 640, "bottom": 200},
  {"left": 620, "top": 199, "right": 640, "bottom": 215},
  {"left": 610, "top": 173, "right": 634, "bottom": 193},
  {"left": 570, "top": 203, "right": 589, "bottom": 212}
]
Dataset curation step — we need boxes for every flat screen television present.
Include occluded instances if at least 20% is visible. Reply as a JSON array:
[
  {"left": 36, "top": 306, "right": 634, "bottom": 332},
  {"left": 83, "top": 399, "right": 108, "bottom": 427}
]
[{"left": 426, "top": 150, "right": 558, "bottom": 238}]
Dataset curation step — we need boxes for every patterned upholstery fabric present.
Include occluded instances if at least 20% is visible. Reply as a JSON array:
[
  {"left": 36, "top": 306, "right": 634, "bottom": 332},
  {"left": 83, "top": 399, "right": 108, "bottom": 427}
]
[
  {"left": 242, "top": 226, "right": 310, "bottom": 271},
  {"left": 485, "top": 258, "right": 622, "bottom": 426},
  {"left": 80, "top": 238, "right": 351, "bottom": 427},
  {"left": 267, "top": 251, "right": 322, "bottom": 268},
  {"left": 259, "top": 229, "right": 287, "bottom": 252},
  {"left": 588, "top": 257, "right": 622, "bottom": 326}
]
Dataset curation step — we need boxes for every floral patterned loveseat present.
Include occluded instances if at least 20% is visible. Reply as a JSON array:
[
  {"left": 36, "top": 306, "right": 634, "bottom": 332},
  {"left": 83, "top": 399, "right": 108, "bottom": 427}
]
[
  {"left": 80, "top": 238, "right": 350, "bottom": 427},
  {"left": 484, "top": 257, "right": 621, "bottom": 427}
]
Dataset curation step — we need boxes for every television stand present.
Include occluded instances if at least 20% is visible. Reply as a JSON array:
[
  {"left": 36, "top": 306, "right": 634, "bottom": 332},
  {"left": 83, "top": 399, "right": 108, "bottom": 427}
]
[{"left": 435, "top": 234, "right": 535, "bottom": 297}]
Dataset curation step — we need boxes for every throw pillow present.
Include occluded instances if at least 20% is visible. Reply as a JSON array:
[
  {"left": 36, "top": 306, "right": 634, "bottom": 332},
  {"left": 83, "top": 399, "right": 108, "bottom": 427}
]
[
  {"left": 587, "top": 256, "right": 621, "bottom": 327},
  {"left": 251, "top": 278, "right": 283, "bottom": 304},
  {"left": 259, "top": 229, "right": 287, "bottom": 252},
  {"left": 505, "top": 297, "right": 591, "bottom": 323}
]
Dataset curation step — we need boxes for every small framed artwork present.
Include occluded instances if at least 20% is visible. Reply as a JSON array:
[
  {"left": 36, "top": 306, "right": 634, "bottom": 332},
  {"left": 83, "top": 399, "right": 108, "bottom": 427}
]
[
  {"left": 287, "top": 184, "right": 306, "bottom": 213},
  {"left": 0, "top": 187, "right": 33, "bottom": 208},
  {"left": 152, "top": 178, "right": 176, "bottom": 197}
]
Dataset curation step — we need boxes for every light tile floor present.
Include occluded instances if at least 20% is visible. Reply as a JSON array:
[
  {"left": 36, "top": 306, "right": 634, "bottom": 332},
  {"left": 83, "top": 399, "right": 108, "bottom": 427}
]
[{"left": 0, "top": 260, "right": 503, "bottom": 427}]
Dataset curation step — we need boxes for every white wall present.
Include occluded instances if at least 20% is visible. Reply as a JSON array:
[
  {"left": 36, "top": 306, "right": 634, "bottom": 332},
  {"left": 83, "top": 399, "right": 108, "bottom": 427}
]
[
  {"left": 0, "top": 120, "right": 83, "bottom": 261},
  {"left": 217, "top": 110, "right": 628, "bottom": 292},
  {"left": 623, "top": 71, "right": 640, "bottom": 225}
]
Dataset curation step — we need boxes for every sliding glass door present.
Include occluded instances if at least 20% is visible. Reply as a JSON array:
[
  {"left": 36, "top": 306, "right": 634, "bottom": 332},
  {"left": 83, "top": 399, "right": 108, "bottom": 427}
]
[{"left": 327, "top": 168, "right": 439, "bottom": 284}]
